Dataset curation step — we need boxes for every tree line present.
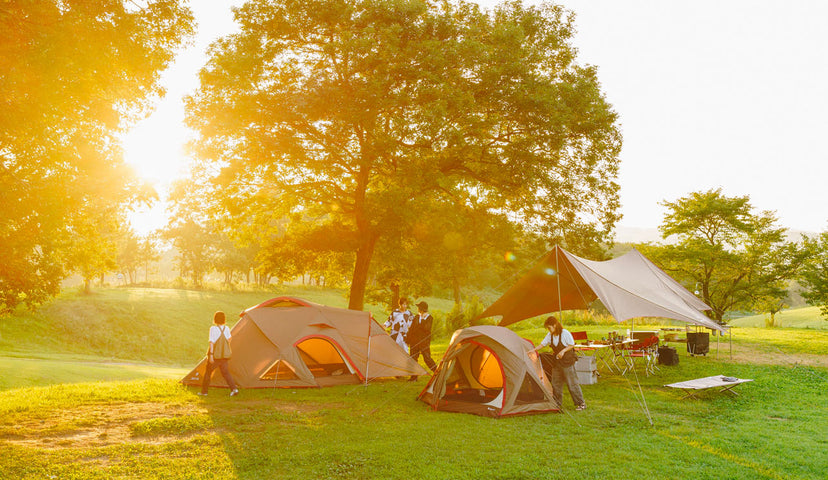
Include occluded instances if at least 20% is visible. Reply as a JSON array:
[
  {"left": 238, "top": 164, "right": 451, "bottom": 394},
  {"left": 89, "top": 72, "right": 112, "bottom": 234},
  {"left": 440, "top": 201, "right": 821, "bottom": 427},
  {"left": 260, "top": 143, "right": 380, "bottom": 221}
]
[{"left": 3, "top": 1, "right": 828, "bottom": 325}]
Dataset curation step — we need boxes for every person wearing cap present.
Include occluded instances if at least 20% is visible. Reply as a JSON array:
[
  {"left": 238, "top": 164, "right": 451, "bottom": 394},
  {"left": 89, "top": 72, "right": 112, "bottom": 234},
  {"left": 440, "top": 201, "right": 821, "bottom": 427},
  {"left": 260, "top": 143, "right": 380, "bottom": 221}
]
[
  {"left": 406, "top": 300, "right": 437, "bottom": 380},
  {"left": 384, "top": 297, "right": 412, "bottom": 353}
]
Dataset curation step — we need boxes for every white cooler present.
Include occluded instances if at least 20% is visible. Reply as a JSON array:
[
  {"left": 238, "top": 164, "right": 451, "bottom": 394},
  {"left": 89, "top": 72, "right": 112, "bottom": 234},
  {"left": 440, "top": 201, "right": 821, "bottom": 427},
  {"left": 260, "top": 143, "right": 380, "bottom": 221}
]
[{"left": 575, "top": 355, "right": 598, "bottom": 385}]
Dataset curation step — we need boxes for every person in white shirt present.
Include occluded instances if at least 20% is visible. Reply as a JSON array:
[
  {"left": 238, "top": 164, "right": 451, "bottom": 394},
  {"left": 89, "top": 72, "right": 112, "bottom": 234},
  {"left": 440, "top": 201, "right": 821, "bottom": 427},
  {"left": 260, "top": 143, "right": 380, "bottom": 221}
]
[
  {"left": 384, "top": 297, "right": 412, "bottom": 353},
  {"left": 532, "top": 316, "right": 585, "bottom": 411},
  {"left": 198, "top": 311, "right": 239, "bottom": 397}
]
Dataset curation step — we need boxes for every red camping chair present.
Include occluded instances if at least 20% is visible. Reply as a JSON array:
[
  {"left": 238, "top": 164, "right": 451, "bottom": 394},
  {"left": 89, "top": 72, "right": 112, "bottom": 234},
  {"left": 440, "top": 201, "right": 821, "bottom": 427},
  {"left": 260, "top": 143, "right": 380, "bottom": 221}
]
[
  {"left": 571, "top": 331, "right": 594, "bottom": 352},
  {"left": 571, "top": 331, "right": 589, "bottom": 343},
  {"left": 622, "top": 336, "right": 659, "bottom": 376}
]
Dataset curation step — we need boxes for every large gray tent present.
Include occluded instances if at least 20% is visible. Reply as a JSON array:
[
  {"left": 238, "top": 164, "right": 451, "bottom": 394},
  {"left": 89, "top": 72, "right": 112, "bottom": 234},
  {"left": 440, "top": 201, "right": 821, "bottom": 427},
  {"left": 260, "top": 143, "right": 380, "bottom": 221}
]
[{"left": 478, "top": 246, "right": 724, "bottom": 331}]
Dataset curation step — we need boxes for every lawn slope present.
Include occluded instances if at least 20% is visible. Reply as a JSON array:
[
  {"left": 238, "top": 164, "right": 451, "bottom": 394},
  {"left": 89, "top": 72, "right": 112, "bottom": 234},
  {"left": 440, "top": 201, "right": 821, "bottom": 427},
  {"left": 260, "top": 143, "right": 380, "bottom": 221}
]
[{"left": 729, "top": 306, "right": 828, "bottom": 329}]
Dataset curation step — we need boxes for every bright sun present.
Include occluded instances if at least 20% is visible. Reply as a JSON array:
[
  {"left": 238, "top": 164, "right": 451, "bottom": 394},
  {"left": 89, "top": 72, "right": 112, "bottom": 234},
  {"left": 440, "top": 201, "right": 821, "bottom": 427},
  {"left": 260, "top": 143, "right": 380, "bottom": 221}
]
[{"left": 122, "top": 101, "right": 191, "bottom": 236}]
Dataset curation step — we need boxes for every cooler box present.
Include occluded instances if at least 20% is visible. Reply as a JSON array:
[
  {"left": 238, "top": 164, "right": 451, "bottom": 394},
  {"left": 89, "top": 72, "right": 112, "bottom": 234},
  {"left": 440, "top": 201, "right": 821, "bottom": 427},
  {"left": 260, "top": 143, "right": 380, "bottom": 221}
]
[{"left": 575, "top": 355, "right": 598, "bottom": 385}]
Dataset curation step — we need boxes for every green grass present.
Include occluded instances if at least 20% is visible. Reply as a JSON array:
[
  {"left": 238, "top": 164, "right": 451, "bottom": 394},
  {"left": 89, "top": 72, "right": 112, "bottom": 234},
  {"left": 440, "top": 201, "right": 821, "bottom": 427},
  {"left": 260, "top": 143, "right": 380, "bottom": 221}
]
[
  {"left": 1, "top": 287, "right": 827, "bottom": 479},
  {"left": 0, "top": 360, "right": 825, "bottom": 479},
  {"left": 0, "top": 353, "right": 186, "bottom": 390},
  {"left": 0, "top": 286, "right": 371, "bottom": 366},
  {"left": 729, "top": 306, "right": 828, "bottom": 329}
]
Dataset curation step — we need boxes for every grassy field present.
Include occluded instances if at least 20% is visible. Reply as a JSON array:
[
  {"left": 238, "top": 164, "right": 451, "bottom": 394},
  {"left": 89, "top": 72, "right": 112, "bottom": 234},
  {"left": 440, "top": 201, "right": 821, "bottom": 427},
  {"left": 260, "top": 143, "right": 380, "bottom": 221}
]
[
  {"left": 1, "top": 287, "right": 827, "bottom": 479},
  {"left": 729, "top": 306, "right": 828, "bottom": 329}
]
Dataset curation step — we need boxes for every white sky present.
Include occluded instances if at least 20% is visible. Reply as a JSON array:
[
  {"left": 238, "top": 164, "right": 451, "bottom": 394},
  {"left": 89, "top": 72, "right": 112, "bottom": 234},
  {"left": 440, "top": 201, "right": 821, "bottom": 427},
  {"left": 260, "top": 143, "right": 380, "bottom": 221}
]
[{"left": 124, "top": 0, "right": 828, "bottom": 236}]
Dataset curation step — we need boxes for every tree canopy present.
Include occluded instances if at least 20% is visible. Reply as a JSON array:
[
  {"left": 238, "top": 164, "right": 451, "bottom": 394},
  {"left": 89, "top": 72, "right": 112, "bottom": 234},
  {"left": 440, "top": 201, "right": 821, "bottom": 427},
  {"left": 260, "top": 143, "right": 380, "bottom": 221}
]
[
  {"left": 185, "top": 0, "right": 621, "bottom": 310},
  {"left": 639, "top": 189, "right": 807, "bottom": 323},
  {"left": 799, "top": 231, "right": 828, "bottom": 319},
  {"left": 0, "top": 0, "right": 194, "bottom": 313}
]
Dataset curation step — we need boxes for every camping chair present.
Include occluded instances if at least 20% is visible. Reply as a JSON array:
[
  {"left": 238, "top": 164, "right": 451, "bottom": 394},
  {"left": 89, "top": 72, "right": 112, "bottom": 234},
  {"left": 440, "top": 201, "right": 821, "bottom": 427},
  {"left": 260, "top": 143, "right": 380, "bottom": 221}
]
[
  {"left": 610, "top": 339, "right": 632, "bottom": 373},
  {"left": 622, "top": 336, "right": 659, "bottom": 376},
  {"left": 571, "top": 331, "right": 594, "bottom": 352}
]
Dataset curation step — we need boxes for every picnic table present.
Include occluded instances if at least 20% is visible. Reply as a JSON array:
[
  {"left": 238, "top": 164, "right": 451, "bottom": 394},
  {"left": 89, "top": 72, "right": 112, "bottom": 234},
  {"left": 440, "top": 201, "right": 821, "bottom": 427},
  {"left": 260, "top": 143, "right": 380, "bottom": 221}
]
[{"left": 664, "top": 375, "right": 753, "bottom": 399}]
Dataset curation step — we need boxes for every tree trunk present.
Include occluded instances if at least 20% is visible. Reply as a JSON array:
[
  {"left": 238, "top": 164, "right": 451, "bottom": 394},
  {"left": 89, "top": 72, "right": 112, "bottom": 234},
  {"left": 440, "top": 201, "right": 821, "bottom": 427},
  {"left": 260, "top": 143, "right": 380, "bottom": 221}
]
[
  {"left": 452, "top": 276, "right": 462, "bottom": 305},
  {"left": 389, "top": 281, "right": 400, "bottom": 312},
  {"left": 348, "top": 233, "right": 378, "bottom": 310}
]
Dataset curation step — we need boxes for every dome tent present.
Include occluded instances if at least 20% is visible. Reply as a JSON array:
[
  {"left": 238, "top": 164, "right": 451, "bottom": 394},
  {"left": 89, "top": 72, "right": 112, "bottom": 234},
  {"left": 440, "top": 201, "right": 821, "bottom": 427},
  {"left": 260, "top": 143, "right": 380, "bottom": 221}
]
[
  {"left": 418, "top": 325, "right": 558, "bottom": 417},
  {"left": 182, "top": 297, "right": 425, "bottom": 389}
]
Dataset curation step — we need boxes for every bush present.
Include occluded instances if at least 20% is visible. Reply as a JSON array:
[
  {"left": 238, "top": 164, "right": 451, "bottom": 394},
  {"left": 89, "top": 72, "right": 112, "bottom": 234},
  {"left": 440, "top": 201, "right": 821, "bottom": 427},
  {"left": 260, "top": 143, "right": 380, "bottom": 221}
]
[{"left": 445, "top": 303, "right": 466, "bottom": 334}]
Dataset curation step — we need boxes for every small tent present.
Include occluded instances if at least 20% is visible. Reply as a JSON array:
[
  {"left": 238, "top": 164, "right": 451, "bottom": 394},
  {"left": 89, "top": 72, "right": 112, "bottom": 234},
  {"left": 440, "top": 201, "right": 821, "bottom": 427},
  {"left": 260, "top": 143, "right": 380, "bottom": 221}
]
[
  {"left": 478, "top": 246, "right": 725, "bottom": 332},
  {"left": 418, "top": 325, "right": 558, "bottom": 417},
  {"left": 182, "top": 297, "right": 426, "bottom": 389}
]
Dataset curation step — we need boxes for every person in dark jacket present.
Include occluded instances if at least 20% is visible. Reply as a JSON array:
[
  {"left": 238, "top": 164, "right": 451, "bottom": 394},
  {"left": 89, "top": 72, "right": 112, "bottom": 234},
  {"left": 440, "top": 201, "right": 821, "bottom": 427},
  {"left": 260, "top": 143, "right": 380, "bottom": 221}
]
[{"left": 407, "top": 301, "right": 437, "bottom": 380}]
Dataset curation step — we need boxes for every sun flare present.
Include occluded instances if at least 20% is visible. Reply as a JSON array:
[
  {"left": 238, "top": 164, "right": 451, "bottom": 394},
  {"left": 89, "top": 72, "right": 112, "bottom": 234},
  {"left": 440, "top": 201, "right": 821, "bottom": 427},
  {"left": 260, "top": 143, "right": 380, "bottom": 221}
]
[{"left": 122, "top": 105, "right": 192, "bottom": 235}]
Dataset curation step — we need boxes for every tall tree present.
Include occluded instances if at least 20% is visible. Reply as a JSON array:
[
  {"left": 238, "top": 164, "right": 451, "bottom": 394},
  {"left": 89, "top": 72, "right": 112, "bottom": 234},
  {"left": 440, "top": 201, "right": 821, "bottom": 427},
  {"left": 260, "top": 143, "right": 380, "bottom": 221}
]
[
  {"left": 186, "top": 0, "right": 621, "bottom": 310},
  {"left": 136, "top": 234, "right": 162, "bottom": 283},
  {"left": 799, "top": 231, "right": 828, "bottom": 319},
  {"left": 0, "top": 0, "right": 194, "bottom": 313},
  {"left": 640, "top": 189, "right": 807, "bottom": 323},
  {"left": 163, "top": 180, "right": 218, "bottom": 287},
  {"left": 67, "top": 208, "right": 123, "bottom": 293}
]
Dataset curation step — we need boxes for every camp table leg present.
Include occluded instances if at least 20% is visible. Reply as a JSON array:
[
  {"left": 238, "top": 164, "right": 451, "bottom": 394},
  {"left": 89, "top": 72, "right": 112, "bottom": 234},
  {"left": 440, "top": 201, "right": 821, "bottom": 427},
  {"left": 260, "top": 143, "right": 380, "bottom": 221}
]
[{"left": 594, "top": 349, "right": 612, "bottom": 373}]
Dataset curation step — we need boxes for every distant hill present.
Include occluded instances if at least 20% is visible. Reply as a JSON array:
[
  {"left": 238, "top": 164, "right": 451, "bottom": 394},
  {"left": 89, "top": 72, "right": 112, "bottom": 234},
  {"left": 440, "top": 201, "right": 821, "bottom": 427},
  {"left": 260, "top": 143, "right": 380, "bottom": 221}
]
[{"left": 729, "top": 306, "right": 828, "bottom": 329}]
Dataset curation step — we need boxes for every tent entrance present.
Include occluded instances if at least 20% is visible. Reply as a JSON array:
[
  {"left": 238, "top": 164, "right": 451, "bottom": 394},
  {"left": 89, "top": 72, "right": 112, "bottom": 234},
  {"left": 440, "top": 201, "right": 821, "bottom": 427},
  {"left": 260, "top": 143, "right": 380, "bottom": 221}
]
[
  {"left": 514, "top": 373, "right": 547, "bottom": 405},
  {"left": 442, "top": 342, "right": 505, "bottom": 405},
  {"left": 259, "top": 359, "right": 299, "bottom": 381},
  {"left": 295, "top": 336, "right": 356, "bottom": 378}
]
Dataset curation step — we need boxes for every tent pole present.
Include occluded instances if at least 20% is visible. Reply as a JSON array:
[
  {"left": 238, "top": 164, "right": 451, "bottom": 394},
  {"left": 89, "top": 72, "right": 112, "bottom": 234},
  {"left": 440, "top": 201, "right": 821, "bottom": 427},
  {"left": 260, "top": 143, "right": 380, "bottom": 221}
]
[
  {"left": 274, "top": 356, "right": 280, "bottom": 388},
  {"left": 555, "top": 246, "right": 563, "bottom": 319},
  {"left": 365, "top": 317, "right": 372, "bottom": 388}
]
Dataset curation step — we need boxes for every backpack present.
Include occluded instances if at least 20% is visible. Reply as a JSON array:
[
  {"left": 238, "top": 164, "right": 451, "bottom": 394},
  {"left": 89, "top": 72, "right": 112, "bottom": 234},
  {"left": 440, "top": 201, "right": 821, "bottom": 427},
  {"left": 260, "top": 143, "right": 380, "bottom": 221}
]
[{"left": 213, "top": 326, "right": 232, "bottom": 360}]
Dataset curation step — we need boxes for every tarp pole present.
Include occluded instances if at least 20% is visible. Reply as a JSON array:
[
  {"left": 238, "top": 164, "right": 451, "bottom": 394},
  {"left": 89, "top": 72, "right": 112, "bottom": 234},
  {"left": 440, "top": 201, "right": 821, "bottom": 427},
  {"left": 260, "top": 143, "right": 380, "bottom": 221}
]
[{"left": 555, "top": 247, "right": 563, "bottom": 319}]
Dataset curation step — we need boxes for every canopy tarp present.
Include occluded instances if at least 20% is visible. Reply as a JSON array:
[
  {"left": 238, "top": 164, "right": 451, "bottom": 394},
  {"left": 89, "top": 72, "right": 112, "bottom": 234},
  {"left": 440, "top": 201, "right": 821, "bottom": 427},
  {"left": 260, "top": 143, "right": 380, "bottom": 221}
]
[{"left": 478, "top": 246, "right": 724, "bottom": 332}]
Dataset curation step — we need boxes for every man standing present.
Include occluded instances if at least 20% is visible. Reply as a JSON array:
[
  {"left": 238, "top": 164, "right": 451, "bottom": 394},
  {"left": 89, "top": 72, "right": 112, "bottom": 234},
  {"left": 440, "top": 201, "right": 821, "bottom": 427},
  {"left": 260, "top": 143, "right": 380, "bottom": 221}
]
[{"left": 407, "top": 301, "right": 437, "bottom": 380}]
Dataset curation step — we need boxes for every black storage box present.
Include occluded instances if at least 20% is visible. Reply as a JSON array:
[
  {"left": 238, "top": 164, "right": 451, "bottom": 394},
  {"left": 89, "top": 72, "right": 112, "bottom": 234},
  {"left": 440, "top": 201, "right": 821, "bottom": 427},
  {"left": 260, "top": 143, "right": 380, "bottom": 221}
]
[
  {"left": 686, "top": 332, "right": 710, "bottom": 356},
  {"left": 658, "top": 346, "right": 679, "bottom": 365}
]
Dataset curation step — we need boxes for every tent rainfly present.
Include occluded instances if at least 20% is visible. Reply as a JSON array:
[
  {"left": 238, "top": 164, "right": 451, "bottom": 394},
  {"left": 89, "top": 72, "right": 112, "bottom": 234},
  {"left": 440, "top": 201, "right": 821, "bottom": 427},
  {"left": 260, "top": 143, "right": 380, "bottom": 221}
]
[
  {"left": 419, "top": 325, "right": 558, "bottom": 417},
  {"left": 182, "top": 297, "right": 426, "bottom": 389},
  {"left": 478, "top": 246, "right": 725, "bottom": 332}
]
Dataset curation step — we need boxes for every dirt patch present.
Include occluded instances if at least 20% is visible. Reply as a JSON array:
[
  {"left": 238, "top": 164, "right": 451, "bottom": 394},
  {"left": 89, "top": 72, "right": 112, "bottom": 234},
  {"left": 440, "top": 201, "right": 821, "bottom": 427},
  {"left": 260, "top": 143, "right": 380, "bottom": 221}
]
[
  {"left": 713, "top": 343, "right": 828, "bottom": 369},
  {"left": 0, "top": 400, "right": 319, "bottom": 450}
]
